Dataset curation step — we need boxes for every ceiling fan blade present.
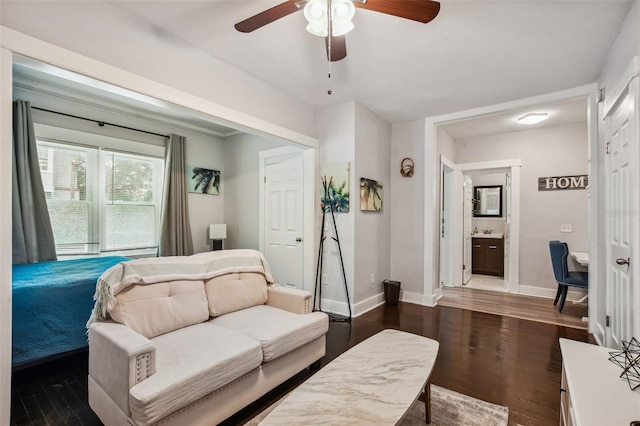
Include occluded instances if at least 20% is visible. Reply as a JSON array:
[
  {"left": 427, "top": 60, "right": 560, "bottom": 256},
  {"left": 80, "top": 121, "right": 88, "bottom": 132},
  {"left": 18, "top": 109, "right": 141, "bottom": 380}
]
[
  {"left": 325, "top": 35, "right": 347, "bottom": 62},
  {"left": 355, "top": 0, "right": 440, "bottom": 24},
  {"left": 235, "top": 1, "right": 302, "bottom": 33}
]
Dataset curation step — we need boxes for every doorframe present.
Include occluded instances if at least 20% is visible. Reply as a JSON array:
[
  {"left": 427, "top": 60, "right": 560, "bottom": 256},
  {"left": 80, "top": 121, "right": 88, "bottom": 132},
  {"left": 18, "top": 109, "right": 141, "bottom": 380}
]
[
  {"left": 259, "top": 146, "right": 316, "bottom": 293},
  {"left": 440, "top": 157, "right": 521, "bottom": 293},
  {"left": 423, "top": 83, "right": 598, "bottom": 308},
  {"left": 439, "top": 155, "right": 463, "bottom": 288}
]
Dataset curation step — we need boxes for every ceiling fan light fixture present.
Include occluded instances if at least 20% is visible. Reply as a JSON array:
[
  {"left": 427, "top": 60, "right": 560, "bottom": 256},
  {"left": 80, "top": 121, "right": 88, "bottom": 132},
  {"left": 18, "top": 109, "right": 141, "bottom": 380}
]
[
  {"left": 304, "top": 0, "right": 329, "bottom": 36},
  {"left": 331, "top": 0, "right": 355, "bottom": 36},
  {"left": 517, "top": 112, "right": 548, "bottom": 125},
  {"left": 304, "top": 0, "right": 355, "bottom": 37}
]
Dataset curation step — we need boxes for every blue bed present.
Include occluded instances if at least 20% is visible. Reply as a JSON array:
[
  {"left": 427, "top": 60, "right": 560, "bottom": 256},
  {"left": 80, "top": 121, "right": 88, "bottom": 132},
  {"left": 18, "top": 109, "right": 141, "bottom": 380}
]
[{"left": 12, "top": 256, "right": 131, "bottom": 368}]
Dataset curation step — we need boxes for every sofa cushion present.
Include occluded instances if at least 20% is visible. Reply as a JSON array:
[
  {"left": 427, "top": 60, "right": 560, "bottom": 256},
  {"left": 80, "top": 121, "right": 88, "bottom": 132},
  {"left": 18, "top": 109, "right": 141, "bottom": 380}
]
[
  {"left": 109, "top": 280, "right": 209, "bottom": 339},
  {"left": 211, "top": 305, "right": 329, "bottom": 362},
  {"left": 205, "top": 272, "right": 268, "bottom": 317},
  {"left": 129, "top": 322, "right": 263, "bottom": 426}
]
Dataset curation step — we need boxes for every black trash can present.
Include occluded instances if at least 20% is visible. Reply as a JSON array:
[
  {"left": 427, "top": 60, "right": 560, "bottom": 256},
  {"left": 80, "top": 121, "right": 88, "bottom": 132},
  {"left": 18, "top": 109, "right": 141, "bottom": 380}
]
[{"left": 383, "top": 279, "right": 401, "bottom": 306}]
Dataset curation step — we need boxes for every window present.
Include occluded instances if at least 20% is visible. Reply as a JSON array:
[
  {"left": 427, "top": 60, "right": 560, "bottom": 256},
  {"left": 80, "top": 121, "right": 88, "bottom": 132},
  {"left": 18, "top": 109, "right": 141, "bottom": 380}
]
[{"left": 37, "top": 139, "right": 164, "bottom": 256}]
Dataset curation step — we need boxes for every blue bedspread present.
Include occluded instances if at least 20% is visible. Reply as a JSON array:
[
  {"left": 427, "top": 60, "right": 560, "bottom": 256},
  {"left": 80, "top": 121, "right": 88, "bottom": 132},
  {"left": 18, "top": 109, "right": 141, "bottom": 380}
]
[{"left": 12, "top": 256, "right": 131, "bottom": 367}]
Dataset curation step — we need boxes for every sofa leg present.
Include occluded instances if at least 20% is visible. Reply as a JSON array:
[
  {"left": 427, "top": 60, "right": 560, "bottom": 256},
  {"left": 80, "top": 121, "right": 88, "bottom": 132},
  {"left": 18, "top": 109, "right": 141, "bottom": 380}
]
[{"left": 309, "top": 360, "right": 322, "bottom": 371}]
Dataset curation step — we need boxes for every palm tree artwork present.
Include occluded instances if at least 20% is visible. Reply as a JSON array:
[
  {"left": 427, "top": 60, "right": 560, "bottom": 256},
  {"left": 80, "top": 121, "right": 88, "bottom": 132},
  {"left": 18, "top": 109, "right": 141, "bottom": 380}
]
[
  {"left": 187, "top": 165, "right": 220, "bottom": 195},
  {"left": 320, "top": 162, "right": 350, "bottom": 213},
  {"left": 360, "top": 178, "right": 383, "bottom": 212},
  {"left": 322, "top": 177, "right": 349, "bottom": 213}
]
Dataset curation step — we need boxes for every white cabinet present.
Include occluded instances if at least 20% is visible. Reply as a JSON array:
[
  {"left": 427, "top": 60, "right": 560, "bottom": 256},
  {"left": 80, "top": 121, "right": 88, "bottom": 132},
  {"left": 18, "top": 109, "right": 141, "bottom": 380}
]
[{"left": 560, "top": 338, "right": 640, "bottom": 426}]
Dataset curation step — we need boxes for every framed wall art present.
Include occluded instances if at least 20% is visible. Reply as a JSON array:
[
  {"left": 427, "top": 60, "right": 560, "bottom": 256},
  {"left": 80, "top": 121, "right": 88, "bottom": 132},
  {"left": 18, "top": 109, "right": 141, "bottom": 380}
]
[
  {"left": 187, "top": 165, "right": 220, "bottom": 195},
  {"left": 360, "top": 177, "right": 383, "bottom": 212}
]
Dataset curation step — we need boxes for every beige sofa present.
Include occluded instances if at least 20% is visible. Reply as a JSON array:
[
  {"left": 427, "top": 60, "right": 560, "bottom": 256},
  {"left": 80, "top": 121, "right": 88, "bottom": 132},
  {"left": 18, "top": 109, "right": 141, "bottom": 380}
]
[{"left": 87, "top": 250, "right": 328, "bottom": 426}]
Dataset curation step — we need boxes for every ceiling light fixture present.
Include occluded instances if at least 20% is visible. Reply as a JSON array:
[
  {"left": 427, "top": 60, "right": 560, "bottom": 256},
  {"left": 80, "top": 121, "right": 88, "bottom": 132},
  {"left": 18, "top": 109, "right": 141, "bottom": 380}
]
[
  {"left": 517, "top": 112, "right": 549, "bottom": 125},
  {"left": 304, "top": 0, "right": 355, "bottom": 37}
]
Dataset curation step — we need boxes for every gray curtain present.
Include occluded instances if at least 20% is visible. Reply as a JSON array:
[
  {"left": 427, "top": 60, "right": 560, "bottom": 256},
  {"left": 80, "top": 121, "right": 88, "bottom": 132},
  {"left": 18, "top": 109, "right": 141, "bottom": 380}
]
[
  {"left": 159, "top": 134, "right": 194, "bottom": 256},
  {"left": 12, "top": 100, "right": 57, "bottom": 264}
]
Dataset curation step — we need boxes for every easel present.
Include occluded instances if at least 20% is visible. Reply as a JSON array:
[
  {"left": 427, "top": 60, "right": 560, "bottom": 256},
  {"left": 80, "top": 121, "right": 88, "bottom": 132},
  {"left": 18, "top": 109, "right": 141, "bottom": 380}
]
[{"left": 314, "top": 176, "right": 352, "bottom": 322}]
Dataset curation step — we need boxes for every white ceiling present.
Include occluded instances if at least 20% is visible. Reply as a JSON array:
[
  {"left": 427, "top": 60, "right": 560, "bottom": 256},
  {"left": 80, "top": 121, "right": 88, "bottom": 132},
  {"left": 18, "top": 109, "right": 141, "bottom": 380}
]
[
  {"left": 12, "top": 57, "right": 241, "bottom": 137},
  {"left": 1, "top": 0, "right": 632, "bottom": 137},
  {"left": 441, "top": 97, "right": 587, "bottom": 139},
  {"left": 104, "top": 0, "right": 630, "bottom": 123}
]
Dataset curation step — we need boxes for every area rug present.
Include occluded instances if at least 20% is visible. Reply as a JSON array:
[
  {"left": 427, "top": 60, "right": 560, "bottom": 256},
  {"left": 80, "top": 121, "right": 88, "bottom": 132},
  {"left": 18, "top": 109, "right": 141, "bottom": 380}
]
[{"left": 244, "top": 384, "right": 508, "bottom": 426}]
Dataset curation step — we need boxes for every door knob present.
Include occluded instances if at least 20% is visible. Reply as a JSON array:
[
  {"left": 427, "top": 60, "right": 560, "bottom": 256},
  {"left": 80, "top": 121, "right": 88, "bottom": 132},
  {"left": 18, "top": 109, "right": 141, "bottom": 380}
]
[
  {"left": 296, "top": 237, "right": 302, "bottom": 242},
  {"left": 616, "top": 257, "right": 630, "bottom": 266}
]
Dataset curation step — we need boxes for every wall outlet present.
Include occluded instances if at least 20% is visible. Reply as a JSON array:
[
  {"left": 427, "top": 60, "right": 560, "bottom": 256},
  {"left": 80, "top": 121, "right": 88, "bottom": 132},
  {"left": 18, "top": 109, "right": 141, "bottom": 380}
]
[
  {"left": 560, "top": 223, "right": 572, "bottom": 233},
  {"left": 370, "top": 273, "right": 375, "bottom": 285},
  {"left": 322, "top": 274, "right": 328, "bottom": 285}
]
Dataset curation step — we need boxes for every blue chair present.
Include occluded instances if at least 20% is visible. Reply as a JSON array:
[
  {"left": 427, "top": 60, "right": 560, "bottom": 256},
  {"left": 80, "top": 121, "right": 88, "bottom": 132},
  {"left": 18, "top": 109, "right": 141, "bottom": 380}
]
[{"left": 549, "top": 241, "right": 588, "bottom": 312}]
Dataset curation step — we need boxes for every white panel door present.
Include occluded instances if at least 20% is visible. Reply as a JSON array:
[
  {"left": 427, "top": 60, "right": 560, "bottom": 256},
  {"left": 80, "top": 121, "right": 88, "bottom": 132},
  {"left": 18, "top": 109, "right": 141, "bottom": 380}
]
[
  {"left": 605, "top": 78, "right": 638, "bottom": 348},
  {"left": 264, "top": 154, "right": 304, "bottom": 289},
  {"left": 463, "top": 175, "right": 473, "bottom": 284}
]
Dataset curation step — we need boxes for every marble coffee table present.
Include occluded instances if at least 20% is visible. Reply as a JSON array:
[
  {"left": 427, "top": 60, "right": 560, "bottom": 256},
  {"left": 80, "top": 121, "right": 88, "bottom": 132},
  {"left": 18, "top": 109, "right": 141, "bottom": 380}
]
[{"left": 259, "top": 329, "right": 439, "bottom": 425}]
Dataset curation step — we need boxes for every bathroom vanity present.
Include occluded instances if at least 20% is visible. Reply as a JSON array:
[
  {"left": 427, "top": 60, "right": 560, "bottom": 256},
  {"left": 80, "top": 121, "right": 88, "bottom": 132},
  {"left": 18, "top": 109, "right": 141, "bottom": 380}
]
[{"left": 471, "top": 234, "right": 504, "bottom": 277}]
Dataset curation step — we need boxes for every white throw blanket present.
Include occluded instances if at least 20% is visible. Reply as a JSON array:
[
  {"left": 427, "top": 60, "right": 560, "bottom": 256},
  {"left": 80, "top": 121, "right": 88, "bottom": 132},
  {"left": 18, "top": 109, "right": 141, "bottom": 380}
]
[{"left": 87, "top": 249, "right": 274, "bottom": 327}]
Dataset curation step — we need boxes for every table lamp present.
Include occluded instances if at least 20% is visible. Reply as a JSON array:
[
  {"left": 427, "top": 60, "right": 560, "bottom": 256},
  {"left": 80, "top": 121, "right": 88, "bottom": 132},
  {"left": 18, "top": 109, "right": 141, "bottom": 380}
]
[{"left": 209, "top": 224, "right": 227, "bottom": 251}]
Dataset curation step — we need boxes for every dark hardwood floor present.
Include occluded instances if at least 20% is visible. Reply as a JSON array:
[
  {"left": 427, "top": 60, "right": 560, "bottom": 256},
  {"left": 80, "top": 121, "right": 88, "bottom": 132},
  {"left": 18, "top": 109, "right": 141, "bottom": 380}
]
[{"left": 11, "top": 302, "right": 591, "bottom": 426}]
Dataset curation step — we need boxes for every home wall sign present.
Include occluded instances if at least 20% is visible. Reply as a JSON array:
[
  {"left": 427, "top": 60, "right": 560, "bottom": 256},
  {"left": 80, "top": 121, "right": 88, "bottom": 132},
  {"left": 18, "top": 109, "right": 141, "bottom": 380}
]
[{"left": 538, "top": 175, "right": 588, "bottom": 191}]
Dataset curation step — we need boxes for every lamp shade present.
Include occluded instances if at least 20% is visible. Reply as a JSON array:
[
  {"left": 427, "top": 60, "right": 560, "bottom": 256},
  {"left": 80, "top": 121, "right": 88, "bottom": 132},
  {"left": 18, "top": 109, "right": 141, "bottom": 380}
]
[{"left": 209, "top": 224, "right": 227, "bottom": 240}]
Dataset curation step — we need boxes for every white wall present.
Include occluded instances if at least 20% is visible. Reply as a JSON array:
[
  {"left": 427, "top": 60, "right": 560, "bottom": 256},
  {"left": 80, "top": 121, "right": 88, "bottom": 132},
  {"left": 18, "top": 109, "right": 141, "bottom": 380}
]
[
  {"left": 14, "top": 84, "right": 226, "bottom": 254},
  {"left": 455, "top": 123, "right": 589, "bottom": 293},
  {"left": 390, "top": 120, "right": 426, "bottom": 298},
  {"left": 0, "top": 3, "right": 317, "bottom": 139},
  {"left": 353, "top": 102, "right": 391, "bottom": 311},
  {"left": 317, "top": 102, "right": 356, "bottom": 316},
  {"left": 597, "top": 1, "right": 640, "bottom": 94},
  {"left": 223, "top": 133, "right": 285, "bottom": 250},
  {"left": 437, "top": 126, "right": 456, "bottom": 162}
]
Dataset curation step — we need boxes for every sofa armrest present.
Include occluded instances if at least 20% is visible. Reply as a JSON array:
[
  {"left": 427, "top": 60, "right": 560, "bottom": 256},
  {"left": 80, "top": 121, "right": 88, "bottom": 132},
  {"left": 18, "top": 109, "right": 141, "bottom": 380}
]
[
  {"left": 266, "top": 286, "right": 312, "bottom": 314},
  {"left": 89, "top": 321, "right": 156, "bottom": 416}
]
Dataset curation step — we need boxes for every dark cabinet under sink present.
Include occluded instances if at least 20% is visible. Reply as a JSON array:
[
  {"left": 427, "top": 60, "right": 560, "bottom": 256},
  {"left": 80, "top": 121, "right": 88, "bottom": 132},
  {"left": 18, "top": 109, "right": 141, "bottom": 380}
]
[{"left": 472, "top": 237, "right": 504, "bottom": 277}]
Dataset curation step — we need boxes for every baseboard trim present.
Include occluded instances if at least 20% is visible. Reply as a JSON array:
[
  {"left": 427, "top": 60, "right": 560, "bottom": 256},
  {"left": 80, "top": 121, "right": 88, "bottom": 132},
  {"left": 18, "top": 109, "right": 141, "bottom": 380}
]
[
  {"left": 517, "top": 285, "right": 587, "bottom": 302},
  {"left": 421, "top": 288, "right": 442, "bottom": 307},
  {"left": 400, "top": 290, "right": 424, "bottom": 305},
  {"left": 354, "top": 293, "right": 385, "bottom": 317},
  {"left": 318, "top": 298, "right": 350, "bottom": 318},
  {"left": 320, "top": 290, "right": 433, "bottom": 317}
]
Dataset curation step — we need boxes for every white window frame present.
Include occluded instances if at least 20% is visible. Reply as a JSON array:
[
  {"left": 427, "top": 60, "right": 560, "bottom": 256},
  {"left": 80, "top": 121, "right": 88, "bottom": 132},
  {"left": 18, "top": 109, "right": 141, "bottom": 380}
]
[{"left": 36, "top": 136, "right": 164, "bottom": 257}]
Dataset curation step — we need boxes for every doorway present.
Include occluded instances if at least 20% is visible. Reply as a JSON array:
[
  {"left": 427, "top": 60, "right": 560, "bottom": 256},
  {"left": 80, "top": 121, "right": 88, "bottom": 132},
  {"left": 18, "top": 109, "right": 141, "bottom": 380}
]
[
  {"left": 438, "top": 157, "right": 521, "bottom": 294},
  {"left": 259, "top": 146, "right": 314, "bottom": 292},
  {"left": 465, "top": 171, "right": 509, "bottom": 293}
]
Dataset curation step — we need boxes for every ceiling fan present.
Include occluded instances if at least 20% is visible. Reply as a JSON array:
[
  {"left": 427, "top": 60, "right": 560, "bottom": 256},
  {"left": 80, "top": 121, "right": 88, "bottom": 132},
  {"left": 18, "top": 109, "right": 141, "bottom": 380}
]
[{"left": 235, "top": 0, "right": 441, "bottom": 62}]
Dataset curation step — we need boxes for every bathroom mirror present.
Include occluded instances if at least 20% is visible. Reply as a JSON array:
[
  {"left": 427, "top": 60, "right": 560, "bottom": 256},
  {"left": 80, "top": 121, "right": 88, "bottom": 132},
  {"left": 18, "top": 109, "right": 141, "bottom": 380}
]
[{"left": 473, "top": 185, "right": 502, "bottom": 217}]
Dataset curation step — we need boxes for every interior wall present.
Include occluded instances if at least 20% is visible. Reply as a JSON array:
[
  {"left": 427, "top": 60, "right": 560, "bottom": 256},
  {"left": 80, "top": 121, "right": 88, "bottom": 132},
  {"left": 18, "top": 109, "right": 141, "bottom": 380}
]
[
  {"left": 223, "top": 133, "right": 285, "bottom": 250},
  {"left": 390, "top": 119, "right": 426, "bottom": 299},
  {"left": 0, "top": 3, "right": 317, "bottom": 139},
  {"left": 353, "top": 102, "right": 391, "bottom": 310},
  {"left": 455, "top": 122, "right": 589, "bottom": 294},
  {"left": 13, "top": 84, "right": 226, "bottom": 254},
  {"left": 437, "top": 126, "right": 456, "bottom": 161},
  {"left": 317, "top": 101, "right": 355, "bottom": 316}
]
